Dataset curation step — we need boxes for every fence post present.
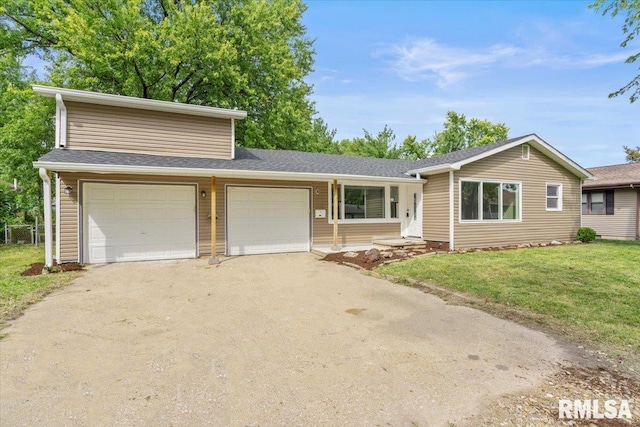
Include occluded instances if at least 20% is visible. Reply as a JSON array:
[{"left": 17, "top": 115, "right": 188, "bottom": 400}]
[
  {"left": 35, "top": 217, "right": 39, "bottom": 247},
  {"left": 4, "top": 224, "right": 7, "bottom": 244}
]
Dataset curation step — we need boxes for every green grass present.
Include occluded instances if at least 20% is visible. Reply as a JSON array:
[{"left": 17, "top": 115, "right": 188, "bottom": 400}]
[
  {"left": 380, "top": 240, "right": 640, "bottom": 353},
  {"left": 0, "top": 245, "right": 80, "bottom": 327}
]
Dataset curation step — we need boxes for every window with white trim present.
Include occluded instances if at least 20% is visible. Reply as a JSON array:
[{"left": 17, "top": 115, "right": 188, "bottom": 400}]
[
  {"left": 329, "top": 184, "right": 400, "bottom": 222},
  {"left": 546, "top": 183, "right": 562, "bottom": 211},
  {"left": 460, "top": 180, "right": 520, "bottom": 222}
]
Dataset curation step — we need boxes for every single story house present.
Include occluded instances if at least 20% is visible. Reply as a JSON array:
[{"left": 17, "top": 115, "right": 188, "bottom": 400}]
[
  {"left": 582, "top": 163, "right": 640, "bottom": 240},
  {"left": 32, "top": 86, "right": 593, "bottom": 266}
]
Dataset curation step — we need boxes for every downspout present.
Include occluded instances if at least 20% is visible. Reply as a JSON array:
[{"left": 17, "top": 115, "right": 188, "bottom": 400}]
[
  {"left": 230, "top": 118, "right": 235, "bottom": 159},
  {"left": 55, "top": 173, "right": 61, "bottom": 262},
  {"left": 55, "top": 93, "right": 67, "bottom": 148},
  {"left": 39, "top": 168, "right": 53, "bottom": 270},
  {"left": 449, "top": 170, "right": 454, "bottom": 250}
]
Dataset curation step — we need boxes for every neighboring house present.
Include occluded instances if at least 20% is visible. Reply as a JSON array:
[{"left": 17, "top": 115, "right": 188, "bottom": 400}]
[
  {"left": 32, "top": 86, "right": 593, "bottom": 266},
  {"left": 582, "top": 163, "right": 640, "bottom": 240}
]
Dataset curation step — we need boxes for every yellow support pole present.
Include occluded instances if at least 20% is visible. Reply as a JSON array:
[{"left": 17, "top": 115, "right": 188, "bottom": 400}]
[
  {"left": 332, "top": 179, "right": 339, "bottom": 250},
  {"left": 210, "top": 176, "right": 218, "bottom": 264}
]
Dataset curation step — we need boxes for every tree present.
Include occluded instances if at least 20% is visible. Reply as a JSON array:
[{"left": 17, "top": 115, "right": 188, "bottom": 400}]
[
  {"left": 0, "top": 54, "right": 54, "bottom": 220},
  {"left": 1, "top": 0, "right": 317, "bottom": 149},
  {"left": 397, "top": 135, "right": 430, "bottom": 160},
  {"left": 426, "top": 111, "right": 509, "bottom": 156},
  {"left": 336, "top": 125, "right": 401, "bottom": 159},
  {"left": 623, "top": 145, "right": 640, "bottom": 162},
  {"left": 590, "top": 0, "right": 640, "bottom": 103}
]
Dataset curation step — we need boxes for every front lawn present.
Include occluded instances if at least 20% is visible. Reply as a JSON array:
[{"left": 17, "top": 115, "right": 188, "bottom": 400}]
[
  {"left": 379, "top": 240, "right": 640, "bottom": 354},
  {"left": 0, "top": 245, "right": 80, "bottom": 328}
]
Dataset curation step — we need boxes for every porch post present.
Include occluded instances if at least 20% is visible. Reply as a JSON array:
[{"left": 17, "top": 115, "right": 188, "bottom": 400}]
[
  {"left": 38, "top": 168, "right": 53, "bottom": 270},
  {"left": 332, "top": 179, "right": 339, "bottom": 250},
  {"left": 209, "top": 176, "right": 219, "bottom": 264}
]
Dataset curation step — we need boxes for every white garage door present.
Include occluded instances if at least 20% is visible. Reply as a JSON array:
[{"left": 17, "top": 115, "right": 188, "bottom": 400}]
[
  {"left": 227, "top": 186, "right": 310, "bottom": 256},
  {"left": 83, "top": 183, "right": 196, "bottom": 263}
]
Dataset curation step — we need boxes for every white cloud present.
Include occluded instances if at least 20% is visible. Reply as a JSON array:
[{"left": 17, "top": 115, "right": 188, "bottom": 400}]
[
  {"left": 376, "top": 39, "right": 519, "bottom": 87},
  {"left": 377, "top": 37, "right": 630, "bottom": 86}
]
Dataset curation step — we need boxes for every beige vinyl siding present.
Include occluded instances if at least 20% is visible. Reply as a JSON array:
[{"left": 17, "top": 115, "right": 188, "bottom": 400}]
[
  {"left": 216, "top": 178, "right": 400, "bottom": 252},
  {"left": 582, "top": 189, "right": 639, "bottom": 240},
  {"left": 453, "top": 146, "right": 581, "bottom": 249},
  {"left": 422, "top": 172, "right": 449, "bottom": 242},
  {"left": 58, "top": 173, "right": 211, "bottom": 263},
  {"left": 65, "top": 102, "right": 233, "bottom": 159},
  {"left": 58, "top": 174, "right": 402, "bottom": 262}
]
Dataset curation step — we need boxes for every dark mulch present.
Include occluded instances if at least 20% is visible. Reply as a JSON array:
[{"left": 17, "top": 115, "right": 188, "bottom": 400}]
[
  {"left": 21, "top": 261, "right": 84, "bottom": 276},
  {"left": 321, "top": 247, "right": 444, "bottom": 270}
]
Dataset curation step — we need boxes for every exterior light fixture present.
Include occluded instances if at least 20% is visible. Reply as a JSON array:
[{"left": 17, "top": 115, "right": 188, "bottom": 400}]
[
  {"left": 201, "top": 190, "right": 206, "bottom": 198},
  {"left": 64, "top": 186, "right": 72, "bottom": 195}
]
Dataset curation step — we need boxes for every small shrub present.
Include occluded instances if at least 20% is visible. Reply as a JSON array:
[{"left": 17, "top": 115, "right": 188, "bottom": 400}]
[{"left": 576, "top": 227, "right": 596, "bottom": 243}]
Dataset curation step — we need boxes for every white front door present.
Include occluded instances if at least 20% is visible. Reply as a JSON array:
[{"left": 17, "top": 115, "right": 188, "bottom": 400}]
[
  {"left": 403, "top": 184, "right": 423, "bottom": 238},
  {"left": 226, "top": 186, "right": 310, "bottom": 255}
]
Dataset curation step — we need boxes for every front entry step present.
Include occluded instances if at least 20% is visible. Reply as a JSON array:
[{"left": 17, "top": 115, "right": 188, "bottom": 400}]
[{"left": 372, "top": 237, "right": 426, "bottom": 249}]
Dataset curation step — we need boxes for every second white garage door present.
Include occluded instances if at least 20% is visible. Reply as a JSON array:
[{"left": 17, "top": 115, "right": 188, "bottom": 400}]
[{"left": 227, "top": 186, "right": 310, "bottom": 255}]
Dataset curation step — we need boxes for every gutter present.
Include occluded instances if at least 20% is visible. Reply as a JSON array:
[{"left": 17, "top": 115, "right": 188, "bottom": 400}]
[
  {"left": 31, "top": 160, "right": 427, "bottom": 184},
  {"left": 55, "top": 94, "right": 67, "bottom": 148}
]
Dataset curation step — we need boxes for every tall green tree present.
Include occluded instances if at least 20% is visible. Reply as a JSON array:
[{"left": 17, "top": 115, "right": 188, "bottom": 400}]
[
  {"left": 623, "top": 145, "right": 640, "bottom": 162},
  {"left": 0, "top": 54, "right": 54, "bottom": 220},
  {"left": 336, "top": 125, "right": 401, "bottom": 159},
  {"left": 1, "top": 0, "right": 317, "bottom": 149},
  {"left": 426, "top": 111, "right": 509, "bottom": 155},
  {"left": 590, "top": 0, "right": 640, "bottom": 103}
]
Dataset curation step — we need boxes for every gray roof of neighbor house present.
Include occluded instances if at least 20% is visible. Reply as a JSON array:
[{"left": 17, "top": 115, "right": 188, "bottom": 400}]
[
  {"left": 583, "top": 163, "right": 640, "bottom": 189},
  {"left": 36, "top": 147, "right": 421, "bottom": 179}
]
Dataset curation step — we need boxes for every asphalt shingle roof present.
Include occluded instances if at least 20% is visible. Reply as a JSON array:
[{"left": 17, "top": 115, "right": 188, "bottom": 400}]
[
  {"left": 36, "top": 134, "right": 536, "bottom": 179},
  {"left": 410, "top": 135, "right": 534, "bottom": 169},
  {"left": 584, "top": 163, "right": 640, "bottom": 188},
  {"left": 38, "top": 147, "right": 420, "bottom": 179}
]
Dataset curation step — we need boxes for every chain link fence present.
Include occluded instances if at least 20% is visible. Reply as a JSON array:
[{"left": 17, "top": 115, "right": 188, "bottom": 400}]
[{"left": 2, "top": 223, "right": 54, "bottom": 245}]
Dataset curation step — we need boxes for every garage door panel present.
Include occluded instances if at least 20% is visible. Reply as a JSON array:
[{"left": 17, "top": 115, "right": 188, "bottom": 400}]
[
  {"left": 227, "top": 187, "right": 310, "bottom": 256},
  {"left": 84, "top": 183, "right": 196, "bottom": 263},
  {"left": 118, "top": 188, "right": 141, "bottom": 200}
]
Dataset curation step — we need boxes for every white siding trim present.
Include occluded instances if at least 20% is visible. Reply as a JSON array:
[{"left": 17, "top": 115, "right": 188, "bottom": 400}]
[{"left": 55, "top": 173, "right": 61, "bottom": 262}]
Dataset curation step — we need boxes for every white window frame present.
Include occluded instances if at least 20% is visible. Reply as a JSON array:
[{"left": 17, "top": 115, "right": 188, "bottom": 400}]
[
  {"left": 327, "top": 181, "right": 402, "bottom": 224},
  {"left": 459, "top": 178, "right": 522, "bottom": 224},
  {"left": 546, "top": 183, "right": 563, "bottom": 211},
  {"left": 522, "top": 144, "right": 530, "bottom": 160}
]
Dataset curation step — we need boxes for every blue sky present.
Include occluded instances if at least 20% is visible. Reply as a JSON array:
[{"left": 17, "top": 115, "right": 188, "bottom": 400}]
[{"left": 303, "top": 1, "right": 639, "bottom": 168}]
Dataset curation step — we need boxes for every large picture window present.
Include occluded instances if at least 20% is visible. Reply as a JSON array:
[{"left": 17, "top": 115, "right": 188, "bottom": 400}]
[
  {"left": 460, "top": 180, "right": 520, "bottom": 222},
  {"left": 329, "top": 184, "right": 400, "bottom": 222}
]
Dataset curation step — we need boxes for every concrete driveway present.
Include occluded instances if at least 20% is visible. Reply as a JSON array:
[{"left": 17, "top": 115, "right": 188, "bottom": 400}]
[{"left": 0, "top": 253, "right": 567, "bottom": 426}]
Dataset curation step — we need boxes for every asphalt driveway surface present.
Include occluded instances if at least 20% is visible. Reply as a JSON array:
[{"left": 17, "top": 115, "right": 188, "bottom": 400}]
[{"left": 0, "top": 253, "right": 567, "bottom": 426}]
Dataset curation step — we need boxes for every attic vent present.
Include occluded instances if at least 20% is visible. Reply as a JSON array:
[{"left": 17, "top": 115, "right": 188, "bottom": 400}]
[{"left": 522, "top": 144, "right": 530, "bottom": 160}]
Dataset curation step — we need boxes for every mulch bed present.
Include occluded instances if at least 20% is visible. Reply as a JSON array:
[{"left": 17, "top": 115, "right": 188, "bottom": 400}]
[
  {"left": 21, "top": 261, "right": 84, "bottom": 276},
  {"left": 321, "top": 247, "right": 444, "bottom": 270}
]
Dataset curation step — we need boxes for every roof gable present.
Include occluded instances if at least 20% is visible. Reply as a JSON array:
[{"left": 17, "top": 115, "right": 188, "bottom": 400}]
[{"left": 408, "top": 134, "right": 593, "bottom": 180}]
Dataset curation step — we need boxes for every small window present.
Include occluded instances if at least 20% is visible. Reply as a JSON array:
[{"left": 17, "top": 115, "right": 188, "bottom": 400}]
[
  {"left": 390, "top": 186, "right": 399, "bottom": 219},
  {"left": 522, "top": 144, "right": 530, "bottom": 160},
  {"left": 590, "top": 192, "right": 604, "bottom": 214},
  {"left": 582, "top": 191, "right": 614, "bottom": 215},
  {"left": 546, "top": 184, "right": 562, "bottom": 211}
]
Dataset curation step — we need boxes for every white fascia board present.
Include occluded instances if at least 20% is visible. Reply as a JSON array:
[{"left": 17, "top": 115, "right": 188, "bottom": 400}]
[
  {"left": 31, "top": 161, "right": 426, "bottom": 184},
  {"left": 407, "top": 164, "right": 458, "bottom": 175},
  {"left": 408, "top": 135, "right": 593, "bottom": 180},
  {"left": 32, "top": 85, "right": 247, "bottom": 120}
]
